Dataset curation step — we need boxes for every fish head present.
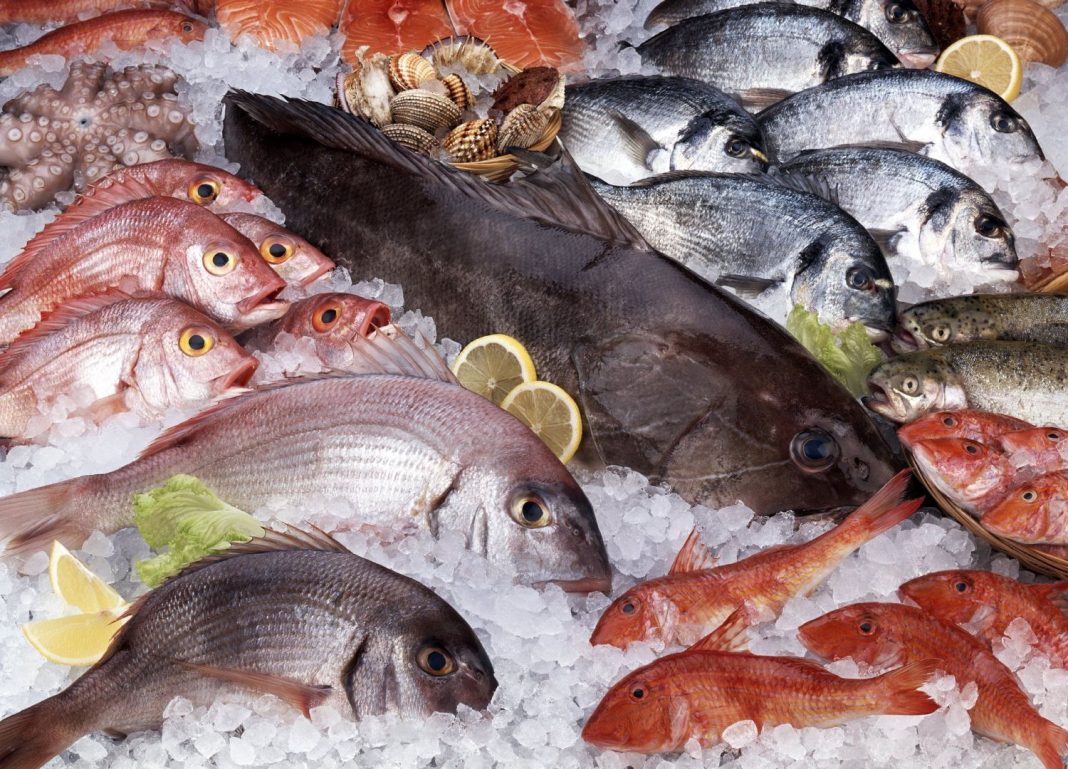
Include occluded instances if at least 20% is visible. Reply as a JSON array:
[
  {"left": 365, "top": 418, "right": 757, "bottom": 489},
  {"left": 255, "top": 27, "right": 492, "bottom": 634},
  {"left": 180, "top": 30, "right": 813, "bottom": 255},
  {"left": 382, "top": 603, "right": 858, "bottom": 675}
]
[
  {"left": 281, "top": 292, "right": 392, "bottom": 342},
  {"left": 164, "top": 14, "right": 209, "bottom": 43},
  {"left": 179, "top": 165, "right": 266, "bottom": 210},
  {"left": 919, "top": 188, "right": 1018, "bottom": 278},
  {"left": 940, "top": 92, "right": 1044, "bottom": 167},
  {"left": 581, "top": 664, "right": 683, "bottom": 752},
  {"left": 980, "top": 477, "right": 1063, "bottom": 543},
  {"left": 253, "top": 228, "right": 335, "bottom": 288},
  {"left": 896, "top": 409, "right": 1030, "bottom": 448},
  {"left": 999, "top": 426, "right": 1068, "bottom": 457},
  {"left": 819, "top": 36, "right": 900, "bottom": 82},
  {"left": 856, "top": 0, "right": 938, "bottom": 68},
  {"left": 909, "top": 437, "right": 1012, "bottom": 511},
  {"left": 864, "top": 354, "right": 963, "bottom": 422},
  {"left": 894, "top": 295, "right": 1001, "bottom": 352},
  {"left": 797, "top": 603, "right": 902, "bottom": 668},
  {"left": 670, "top": 110, "right": 768, "bottom": 174},
  {"left": 898, "top": 570, "right": 989, "bottom": 627},
  {"left": 589, "top": 583, "right": 675, "bottom": 648}
]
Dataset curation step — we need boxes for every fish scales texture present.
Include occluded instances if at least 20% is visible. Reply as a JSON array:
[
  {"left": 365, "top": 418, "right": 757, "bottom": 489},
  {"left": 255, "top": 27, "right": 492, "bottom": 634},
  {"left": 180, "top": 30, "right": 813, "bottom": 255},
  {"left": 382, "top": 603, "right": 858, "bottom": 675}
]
[
  {"left": 0, "top": 0, "right": 199, "bottom": 24},
  {"left": 221, "top": 94, "right": 898, "bottom": 516},
  {"left": 896, "top": 294, "right": 1068, "bottom": 351}
]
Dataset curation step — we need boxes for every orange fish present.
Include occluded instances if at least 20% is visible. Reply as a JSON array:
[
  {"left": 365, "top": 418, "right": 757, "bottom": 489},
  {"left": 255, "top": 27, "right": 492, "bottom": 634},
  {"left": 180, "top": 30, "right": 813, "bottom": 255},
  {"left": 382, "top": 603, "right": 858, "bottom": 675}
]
[
  {"left": 999, "top": 427, "right": 1068, "bottom": 470},
  {"left": 982, "top": 471, "right": 1068, "bottom": 545},
  {"left": 590, "top": 470, "right": 920, "bottom": 648},
  {"left": 899, "top": 570, "right": 1068, "bottom": 669},
  {"left": 340, "top": 0, "right": 454, "bottom": 62},
  {"left": 582, "top": 611, "right": 938, "bottom": 753},
  {"left": 447, "top": 0, "right": 584, "bottom": 69},
  {"left": 897, "top": 409, "right": 1033, "bottom": 452},
  {"left": 799, "top": 602, "right": 1068, "bottom": 769},
  {"left": 218, "top": 213, "right": 335, "bottom": 288},
  {"left": 217, "top": 0, "right": 343, "bottom": 50},
  {"left": 0, "top": 10, "right": 207, "bottom": 76},
  {"left": 909, "top": 437, "right": 1017, "bottom": 515},
  {"left": 0, "top": 0, "right": 200, "bottom": 24}
]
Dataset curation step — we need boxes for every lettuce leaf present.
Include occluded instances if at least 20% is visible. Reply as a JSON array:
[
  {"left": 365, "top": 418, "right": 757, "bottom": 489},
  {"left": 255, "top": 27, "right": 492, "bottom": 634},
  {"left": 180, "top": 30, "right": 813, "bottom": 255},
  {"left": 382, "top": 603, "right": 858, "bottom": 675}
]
[{"left": 786, "top": 305, "right": 883, "bottom": 398}]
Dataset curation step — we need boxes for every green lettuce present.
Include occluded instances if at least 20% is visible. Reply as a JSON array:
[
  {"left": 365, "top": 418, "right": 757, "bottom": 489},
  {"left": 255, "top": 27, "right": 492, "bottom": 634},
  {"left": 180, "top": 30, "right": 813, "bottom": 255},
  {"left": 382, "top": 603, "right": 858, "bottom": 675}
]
[
  {"left": 133, "top": 475, "right": 265, "bottom": 587},
  {"left": 786, "top": 305, "right": 883, "bottom": 398}
]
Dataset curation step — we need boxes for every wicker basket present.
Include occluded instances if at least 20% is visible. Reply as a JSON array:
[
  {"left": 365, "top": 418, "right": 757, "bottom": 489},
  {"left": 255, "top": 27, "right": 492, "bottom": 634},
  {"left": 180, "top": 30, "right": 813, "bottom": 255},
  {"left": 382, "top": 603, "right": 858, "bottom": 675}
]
[
  {"left": 906, "top": 451, "right": 1068, "bottom": 578},
  {"left": 1035, "top": 269, "right": 1068, "bottom": 294}
]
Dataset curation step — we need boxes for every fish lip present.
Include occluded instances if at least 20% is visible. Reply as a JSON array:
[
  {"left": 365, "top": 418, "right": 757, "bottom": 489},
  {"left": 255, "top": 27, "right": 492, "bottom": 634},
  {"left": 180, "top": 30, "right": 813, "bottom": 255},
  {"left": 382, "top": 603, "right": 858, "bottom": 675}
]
[
  {"left": 223, "top": 357, "right": 259, "bottom": 389},
  {"left": 897, "top": 50, "right": 938, "bottom": 69},
  {"left": 536, "top": 574, "right": 613, "bottom": 594},
  {"left": 301, "top": 261, "right": 335, "bottom": 286},
  {"left": 358, "top": 302, "right": 392, "bottom": 337},
  {"left": 238, "top": 286, "right": 285, "bottom": 315},
  {"left": 891, "top": 327, "right": 921, "bottom": 353},
  {"left": 862, "top": 384, "right": 893, "bottom": 416}
]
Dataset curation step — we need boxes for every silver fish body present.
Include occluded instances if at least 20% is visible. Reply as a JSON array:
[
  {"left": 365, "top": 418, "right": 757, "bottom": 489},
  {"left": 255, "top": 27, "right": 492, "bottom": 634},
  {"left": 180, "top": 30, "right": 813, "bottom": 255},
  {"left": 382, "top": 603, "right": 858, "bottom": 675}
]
[
  {"left": 894, "top": 294, "right": 1068, "bottom": 352},
  {"left": 560, "top": 75, "right": 767, "bottom": 184},
  {"left": 589, "top": 172, "right": 896, "bottom": 334}
]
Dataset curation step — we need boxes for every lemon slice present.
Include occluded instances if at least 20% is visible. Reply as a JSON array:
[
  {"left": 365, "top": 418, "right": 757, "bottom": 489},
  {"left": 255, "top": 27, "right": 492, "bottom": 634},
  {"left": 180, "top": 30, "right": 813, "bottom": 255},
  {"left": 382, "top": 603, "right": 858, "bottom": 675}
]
[
  {"left": 501, "top": 381, "right": 583, "bottom": 463},
  {"left": 49, "top": 540, "right": 125, "bottom": 613},
  {"left": 22, "top": 608, "right": 128, "bottom": 666},
  {"left": 935, "top": 34, "right": 1023, "bottom": 102},
  {"left": 451, "top": 334, "right": 537, "bottom": 405}
]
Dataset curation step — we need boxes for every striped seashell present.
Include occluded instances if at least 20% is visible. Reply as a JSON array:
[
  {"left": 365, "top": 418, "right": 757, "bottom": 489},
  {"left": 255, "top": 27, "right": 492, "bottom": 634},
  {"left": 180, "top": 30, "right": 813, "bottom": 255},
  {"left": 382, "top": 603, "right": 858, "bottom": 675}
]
[
  {"left": 440, "top": 73, "right": 475, "bottom": 110},
  {"left": 443, "top": 118, "right": 499, "bottom": 162},
  {"left": 381, "top": 123, "right": 440, "bottom": 156},
  {"left": 977, "top": 0, "right": 1068, "bottom": 67},
  {"left": 497, "top": 104, "right": 552, "bottom": 151},
  {"left": 388, "top": 52, "right": 437, "bottom": 91},
  {"left": 390, "top": 89, "right": 462, "bottom": 134},
  {"left": 423, "top": 36, "right": 504, "bottom": 76}
]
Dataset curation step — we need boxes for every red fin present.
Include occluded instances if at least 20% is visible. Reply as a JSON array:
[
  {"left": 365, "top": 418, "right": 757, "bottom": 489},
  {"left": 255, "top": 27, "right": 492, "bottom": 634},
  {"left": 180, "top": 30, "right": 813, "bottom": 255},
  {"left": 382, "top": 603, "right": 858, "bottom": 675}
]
[
  {"left": 137, "top": 395, "right": 246, "bottom": 457},
  {"left": 1030, "top": 581, "right": 1068, "bottom": 613},
  {"left": 689, "top": 608, "right": 750, "bottom": 653},
  {"left": 875, "top": 659, "right": 939, "bottom": 716},
  {"left": 669, "top": 528, "right": 718, "bottom": 575},
  {"left": 0, "top": 478, "right": 91, "bottom": 558},
  {"left": 180, "top": 662, "right": 331, "bottom": 718},
  {"left": 0, "top": 697, "right": 81, "bottom": 769},
  {"left": 68, "top": 171, "right": 161, "bottom": 219},
  {"left": 1035, "top": 723, "right": 1068, "bottom": 769},
  {"left": 838, "top": 469, "right": 921, "bottom": 537}
]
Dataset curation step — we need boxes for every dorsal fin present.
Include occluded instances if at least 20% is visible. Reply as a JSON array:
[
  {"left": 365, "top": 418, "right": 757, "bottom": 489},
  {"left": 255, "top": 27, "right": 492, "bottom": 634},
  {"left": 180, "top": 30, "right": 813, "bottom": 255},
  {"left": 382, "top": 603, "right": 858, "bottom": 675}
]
[
  {"left": 137, "top": 391, "right": 249, "bottom": 458},
  {"left": 668, "top": 527, "right": 718, "bottom": 574},
  {"left": 225, "top": 91, "right": 652, "bottom": 252},
  {"left": 689, "top": 608, "right": 751, "bottom": 653}
]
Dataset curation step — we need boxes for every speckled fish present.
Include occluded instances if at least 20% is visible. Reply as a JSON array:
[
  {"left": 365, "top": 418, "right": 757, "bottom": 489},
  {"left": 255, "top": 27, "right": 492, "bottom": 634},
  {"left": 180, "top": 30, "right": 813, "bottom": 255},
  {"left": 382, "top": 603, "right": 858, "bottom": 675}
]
[
  {"left": 590, "top": 471, "right": 919, "bottom": 648},
  {"left": 588, "top": 171, "right": 896, "bottom": 334},
  {"left": 799, "top": 602, "right": 1068, "bottom": 769},
  {"left": 559, "top": 75, "right": 767, "bottom": 184},
  {"left": 909, "top": 437, "right": 1016, "bottom": 515},
  {"left": 0, "top": 9, "right": 207, "bottom": 76},
  {"left": 583, "top": 610, "right": 937, "bottom": 753},
  {"left": 644, "top": 0, "right": 937, "bottom": 67},
  {"left": 0, "top": 328, "right": 611, "bottom": 592},
  {"left": 0, "top": 529, "right": 496, "bottom": 769},
  {"left": 981, "top": 471, "right": 1068, "bottom": 545},
  {"left": 867, "top": 342, "right": 1068, "bottom": 425},
  {"left": 900, "top": 569, "right": 1068, "bottom": 668},
  {"left": 757, "top": 70, "right": 1044, "bottom": 172},
  {"left": 896, "top": 409, "right": 1032, "bottom": 449},
  {"left": 894, "top": 294, "right": 1068, "bottom": 353},
  {"left": 219, "top": 213, "right": 335, "bottom": 288},
  {"left": 0, "top": 196, "right": 287, "bottom": 345},
  {"left": 778, "top": 147, "right": 1017, "bottom": 278},
  {"left": 637, "top": 5, "right": 900, "bottom": 109},
  {"left": 0, "top": 292, "right": 256, "bottom": 439}
]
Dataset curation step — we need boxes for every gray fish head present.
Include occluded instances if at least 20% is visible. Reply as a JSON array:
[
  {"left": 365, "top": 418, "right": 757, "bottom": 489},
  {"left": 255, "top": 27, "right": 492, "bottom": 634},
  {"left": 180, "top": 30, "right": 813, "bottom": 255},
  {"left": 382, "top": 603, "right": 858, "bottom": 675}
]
[
  {"left": 894, "top": 297, "right": 999, "bottom": 352},
  {"left": 853, "top": 0, "right": 938, "bottom": 68},
  {"left": 820, "top": 36, "right": 900, "bottom": 82},
  {"left": 921, "top": 188, "right": 1018, "bottom": 276},
  {"left": 670, "top": 110, "right": 769, "bottom": 174},
  {"left": 864, "top": 354, "right": 965, "bottom": 422},
  {"left": 940, "top": 91, "right": 1044, "bottom": 167}
]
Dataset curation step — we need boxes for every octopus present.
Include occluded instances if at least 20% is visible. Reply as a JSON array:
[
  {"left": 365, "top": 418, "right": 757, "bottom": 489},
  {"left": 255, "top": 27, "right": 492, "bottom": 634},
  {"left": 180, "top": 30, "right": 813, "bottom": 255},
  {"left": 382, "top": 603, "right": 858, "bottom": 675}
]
[{"left": 0, "top": 61, "right": 197, "bottom": 211}]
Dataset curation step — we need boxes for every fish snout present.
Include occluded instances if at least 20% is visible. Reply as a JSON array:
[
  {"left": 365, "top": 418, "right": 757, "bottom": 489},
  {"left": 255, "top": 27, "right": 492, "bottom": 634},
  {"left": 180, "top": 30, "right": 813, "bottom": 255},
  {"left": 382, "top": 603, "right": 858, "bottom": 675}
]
[
  {"left": 223, "top": 357, "right": 260, "bottom": 389},
  {"left": 897, "top": 49, "right": 938, "bottom": 69},
  {"left": 891, "top": 327, "right": 922, "bottom": 354},
  {"left": 237, "top": 283, "right": 286, "bottom": 316},
  {"left": 358, "top": 302, "right": 392, "bottom": 337}
]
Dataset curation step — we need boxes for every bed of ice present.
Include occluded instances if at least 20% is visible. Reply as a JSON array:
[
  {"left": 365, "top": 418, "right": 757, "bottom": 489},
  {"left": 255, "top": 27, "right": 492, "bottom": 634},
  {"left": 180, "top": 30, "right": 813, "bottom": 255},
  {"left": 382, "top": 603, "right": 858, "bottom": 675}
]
[{"left": 1, "top": 4, "right": 1068, "bottom": 769}]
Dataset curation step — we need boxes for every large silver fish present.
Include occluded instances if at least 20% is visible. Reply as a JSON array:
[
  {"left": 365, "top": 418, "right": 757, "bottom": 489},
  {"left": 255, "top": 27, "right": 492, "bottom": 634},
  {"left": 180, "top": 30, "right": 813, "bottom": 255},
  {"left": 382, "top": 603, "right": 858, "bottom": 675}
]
[
  {"left": 637, "top": 4, "right": 900, "bottom": 109},
  {"left": 0, "top": 329, "right": 611, "bottom": 593},
  {"left": 777, "top": 146, "right": 1018, "bottom": 278},
  {"left": 0, "top": 529, "right": 497, "bottom": 769},
  {"left": 559, "top": 75, "right": 767, "bottom": 184},
  {"left": 757, "top": 70, "right": 1044, "bottom": 173},
  {"left": 644, "top": 0, "right": 938, "bottom": 68},
  {"left": 589, "top": 172, "right": 896, "bottom": 335}
]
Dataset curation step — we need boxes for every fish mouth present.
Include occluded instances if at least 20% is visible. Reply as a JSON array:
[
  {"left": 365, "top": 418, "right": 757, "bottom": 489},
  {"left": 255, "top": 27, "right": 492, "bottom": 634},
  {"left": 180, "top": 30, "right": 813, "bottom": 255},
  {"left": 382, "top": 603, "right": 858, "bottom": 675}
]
[
  {"left": 897, "top": 49, "right": 938, "bottom": 69},
  {"left": 223, "top": 358, "right": 259, "bottom": 389},
  {"left": 891, "top": 327, "right": 921, "bottom": 353},
  {"left": 536, "top": 574, "right": 612, "bottom": 594},
  {"left": 358, "top": 302, "right": 392, "bottom": 336},
  {"left": 981, "top": 254, "right": 1020, "bottom": 271},
  {"left": 238, "top": 286, "right": 286, "bottom": 315},
  {"left": 301, "top": 261, "right": 335, "bottom": 286},
  {"left": 862, "top": 383, "right": 895, "bottom": 418}
]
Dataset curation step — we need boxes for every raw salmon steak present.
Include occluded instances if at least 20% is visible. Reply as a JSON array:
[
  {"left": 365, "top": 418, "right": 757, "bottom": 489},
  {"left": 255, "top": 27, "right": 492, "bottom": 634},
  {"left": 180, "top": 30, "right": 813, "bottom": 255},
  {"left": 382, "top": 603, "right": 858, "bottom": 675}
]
[
  {"left": 216, "top": 0, "right": 344, "bottom": 49},
  {"left": 447, "top": 0, "right": 584, "bottom": 69},
  {"left": 340, "top": 0, "right": 455, "bottom": 62}
]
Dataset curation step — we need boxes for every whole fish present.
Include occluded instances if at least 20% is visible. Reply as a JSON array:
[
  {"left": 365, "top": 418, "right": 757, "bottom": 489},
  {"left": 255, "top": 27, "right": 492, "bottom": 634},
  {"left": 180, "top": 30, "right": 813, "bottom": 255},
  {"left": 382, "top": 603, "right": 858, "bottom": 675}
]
[
  {"left": 220, "top": 93, "right": 900, "bottom": 517},
  {"left": 896, "top": 409, "right": 1032, "bottom": 450},
  {"left": 778, "top": 147, "right": 1017, "bottom": 279},
  {"left": 899, "top": 569, "right": 1068, "bottom": 668},
  {"left": 0, "top": 9, "right": 207, "bottom": 75},
  {"left": 0, "top": 529, "right": 496, "bottom": 769},
  {"left": 637, "top": 5, "right": 900, "bottom": 109},
  {"left": 982, "top": 471, "right": 1068, "bottom": 545},
  {"left": 0, "top": 196, "right": 287, "bottom": 344},
  {"left": 757, "top": 70, "right": 1044, "bottom": 173},
  {"left": 644, "top": 0, "right": 938, "bottom": 68},
  {"left": 0, "top": 292, "right": 256, "bottom": 439},
  {"left": 559, "top": 75, "right": 767, "bottom": 184},
  {"left": 590, "top": 471, "right": 918, "bottom": 648},
  {"left": 895, "top": 295, "right": 1068, "bottom": 352},
  {"left": 866, "top": 342, "right": 1068, "bottom": 425},
  {"left": 909, "top": 437, "right": 1015, "bottom": 515},
  {"left": 583, "top": 611, "right": 937, "bottom": 753},
  {"left": 588, "top": 171, "right": 896, "bottom": 334},
  {"left": 1000, "top": 427, "right": 1068, "bottom": 469},
  {"left": 0, "top": 329, "right": 612, "bottom": 592},
  {"left": 219, "top": 212, "right": 335, "bottom": 288},
  {"left": 0, "top": 0, "right": 202, "bottom": 23},
  {"left": 798, "top": 602, "right": 1068, "bottom": 769}
]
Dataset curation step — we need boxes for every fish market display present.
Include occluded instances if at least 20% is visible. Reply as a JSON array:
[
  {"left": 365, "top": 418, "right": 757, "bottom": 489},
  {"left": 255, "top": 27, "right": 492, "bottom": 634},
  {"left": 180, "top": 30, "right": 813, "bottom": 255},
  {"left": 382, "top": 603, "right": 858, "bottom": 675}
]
[
  {"left": 218, "top": 213, "right": 335, "bottom": 288},
  {"left": 643, "top": 0, "right": 939, "bottom": 66},
  {"left": 589, "top": 171, "right": 896, "bottom": 332},
  {"left": 0, "top": 529, "right": 497, "bottom": 769},
  {"left": 0, "top": 196, "right": 287, "bottom": 344},
  {"left": 895, "top": 294, "right": 1068, "bottom": 351},
  {"left": 559, "top": 75, "right": 767, "bottom": 184},
  {"left": 0, "top": 292, "right": 256, "bottom": 440},
  {"left": 223, "top": 94, "right": 898, "bottom": 515},
  {"left": 0, "top": 63, "right": 197, "bottom": 211},
  {"left": 799, "top": 602, "right": 1068, "bottom": 769}
]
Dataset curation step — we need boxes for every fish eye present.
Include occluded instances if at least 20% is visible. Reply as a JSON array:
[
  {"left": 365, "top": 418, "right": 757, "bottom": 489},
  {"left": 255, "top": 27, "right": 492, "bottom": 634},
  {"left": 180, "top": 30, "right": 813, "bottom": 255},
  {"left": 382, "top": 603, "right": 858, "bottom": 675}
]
[
  {"left": 260, "top": 237, "right": 295, "bottom": 264},
  {"left": 1049, "top": 432, "right": 1062, "bottom": 441},
  {"left": 179, "top": 326, "right": 215, "bottom": 357},
  {"left": 621, "top": 598, "right": 640, "bottom": 614},
  {"left": 188, "top": 177, "right": 220, "bottom": 204},
  {"left": 181, "top": 21, "right": 194, "bottom": 33},
  {"left": 846, "top": 266, "right": 874, "bottom": 291},
  {"left": 511, "top": 494, "right": 551, "bottom": 528},
  {"left": 203, "top": 247, "right": 237, "bottom": 275},
  {"left": 901, "top": 376, "right": 919, "bottom": 394},
  {"left": 790, "top": 428, "right": 840, "bottom": 471},
  {"left": 312, "top": 302, "right": 342, "bottom": 332},
  {"left": 1022, "top": 489, "right": 1038, "bottom": 502},
  {"left": 931, "top": 325, "right": 951, "bottom": 342},
  {"left": 629, "top": 684, "right": 648, "bottom": 701},
  {"left": 964, "top": 443, "right": 979, "bottom": 454},
  {"left": 942, "top": 416, "right": 957, "bottom": 426},
  {"left": 991, "top": 111, "right": 1019, "bottom": 134},
  {"left": 884, "top": 2, "right": 911, "bottom": 22},
  {"left": 975, "top": 215, "right": 1004, "bottom": 239},
  {"left": 725, "top": 138, "right": 749, "bottom": 157},
  {"left": 954, "top": 580, "right": 970, "bottom": 593},
  {"left": 417, "top": 646, "right": 456, "bottom": 677},
  {"left": 858, "top": 621, "right": 874, "bottom": 635}
]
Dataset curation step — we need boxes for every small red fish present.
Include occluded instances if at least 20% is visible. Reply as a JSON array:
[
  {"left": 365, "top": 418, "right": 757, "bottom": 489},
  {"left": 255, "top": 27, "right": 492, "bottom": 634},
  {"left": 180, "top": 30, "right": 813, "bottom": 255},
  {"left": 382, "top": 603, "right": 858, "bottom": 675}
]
[
  {"left": 590, "top": 470, "right": 920, "bottom": 648},
  {"left": 0, "top": 1, "right": 201, "bottom": 24},
  {"left": 899, "top": 570, "right": 1068, "bottom": 669},
  {"left": 999, "top": 427, "right": 1068, "bottom": 470},
  {"left": 982, "top": 471, "right": 1068, "bottom": 545},
  {"left": 799, "top": 602, "right": 1068, "bottom": 769},
  {"left": 897, "top": 410, "right": 1033, "bottom": 451},
  {"left": 909, "top": 437, "right": 1017, "bottom": 515},
  {"left": 582, "top": 611, "right": 938, "bottom": 753},
  {"left": 218, "top": 213, "right": 334, "bottom": 288},
  {"left": 0, "top": 10, "right": 207, "bottom": 76}
]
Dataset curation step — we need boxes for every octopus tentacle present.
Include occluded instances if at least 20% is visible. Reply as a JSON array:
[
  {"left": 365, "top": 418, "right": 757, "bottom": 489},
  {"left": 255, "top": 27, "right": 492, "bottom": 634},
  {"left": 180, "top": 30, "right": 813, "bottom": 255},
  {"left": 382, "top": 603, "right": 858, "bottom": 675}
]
[
  {"left": 0, "top": 114, "right": 53, "bottom": 166},
  {"left": 0, "top": 153, "right": 76, "bottom": 210}
]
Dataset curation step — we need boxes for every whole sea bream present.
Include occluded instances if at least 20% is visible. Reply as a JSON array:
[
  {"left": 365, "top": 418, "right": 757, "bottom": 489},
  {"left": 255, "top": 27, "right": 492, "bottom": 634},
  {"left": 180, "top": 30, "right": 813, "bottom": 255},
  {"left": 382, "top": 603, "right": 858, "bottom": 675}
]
[
  {"left": 559, "top": 75, "right": 767, "bottom": 184},
  {"left": 895, "top": 294, "right": 1068, "bottom": 351},
  {"left": 0, "top": 529, "right": 497, "bottom": 769},
  {"left": 637, "top": 4, "right": 900, "bottom": 107},
  {"left": 220, "top": 94, "right": 899, "bottom": 517},
  {"left": 588, "top": 171, "right": 896, "bottom": 334}
]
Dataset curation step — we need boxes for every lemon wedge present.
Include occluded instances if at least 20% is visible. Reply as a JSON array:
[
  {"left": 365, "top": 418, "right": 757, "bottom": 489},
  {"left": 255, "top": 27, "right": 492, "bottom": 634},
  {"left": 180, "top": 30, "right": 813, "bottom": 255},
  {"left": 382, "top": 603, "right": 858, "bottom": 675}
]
[
  {"left": 501, "top": 381, "right": 583, "bottom": 463},
  {"left": 935, "top": 34, "right": 1023, "bottom": 102},
  {"left": 49, "top": 540, "right": 125, "bottom": 613},
  {"left": 451, "top": 334, "right": 537, "bottom": 405},
  {"left": 22, "top": 608, "right": 128, "bottom": 667}
]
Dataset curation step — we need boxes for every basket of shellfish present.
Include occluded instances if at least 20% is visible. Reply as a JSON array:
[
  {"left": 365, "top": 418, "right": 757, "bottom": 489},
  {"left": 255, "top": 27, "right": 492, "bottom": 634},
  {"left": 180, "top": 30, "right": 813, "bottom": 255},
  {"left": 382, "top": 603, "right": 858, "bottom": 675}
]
[{"left": 336, "top": 38, "right": 564, "bottom": 183}]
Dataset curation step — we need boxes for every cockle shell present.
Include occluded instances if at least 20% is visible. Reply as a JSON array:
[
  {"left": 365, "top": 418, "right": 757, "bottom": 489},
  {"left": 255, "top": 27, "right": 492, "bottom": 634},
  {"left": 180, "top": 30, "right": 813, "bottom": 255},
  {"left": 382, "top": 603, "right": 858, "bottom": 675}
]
[
  {"left": 390, "top": 89, "right": 462, "bottom": 134},
  {"left": 388, "top": 52, "right": 437, "bottom": 91},
  {"left": 443, "top": 119, "right": 499, "bottom": 162},
  {"left": 977, "top": 0, "right": 1068, "bottom": 67},
  {"left": 337, "top": 54, "right": 394, "bottom": 128},
  {"left": 492, "top": 67, "right": 565, "bottom": 114},
  {"left": 381, "top": 123, "right": 440, "bottom": 156},
  {"left": 497, "top": 104, "right": 553, "bottom": 151},
  {"left": 440, "top": 73, "right": 475, "bottom": 110},
  {"left": 423, "top": 36, "right": 504, "bottom": 76}
]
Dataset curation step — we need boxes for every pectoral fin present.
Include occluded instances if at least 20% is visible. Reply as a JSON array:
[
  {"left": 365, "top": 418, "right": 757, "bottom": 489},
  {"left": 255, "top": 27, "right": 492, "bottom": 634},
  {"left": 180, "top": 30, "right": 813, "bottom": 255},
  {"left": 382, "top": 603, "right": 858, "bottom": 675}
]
[
  {"left": 715, "top": 274, "right": 782, "bottom": 296},
  {"left": 179, "top": 662, "right": 331, "bottom": 718},
  {"left": 608, "top": 109, "right": 662, "bottom": 170},
  {"left": 736, "top": 88, "right": 793, "bottom": 111}
]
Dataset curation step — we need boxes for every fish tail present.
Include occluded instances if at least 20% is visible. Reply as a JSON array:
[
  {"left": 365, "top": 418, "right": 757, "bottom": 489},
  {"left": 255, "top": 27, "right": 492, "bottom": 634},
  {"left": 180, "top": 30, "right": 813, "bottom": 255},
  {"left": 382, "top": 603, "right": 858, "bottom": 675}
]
[
  {"left": 839, "top": 469, "right": 922, "bottom": 540},
  {"left": 0, "top": 696, "right": 84, "bottom": 769},
  {"left": 873, "top": 658, "right": 939, "bottom": 716},
  {"left": 1033, "top": 722, "right": 1068, "bottom": 769},
  {"left": 0, "top": 477, "right": 97, "bottom": 557}
]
